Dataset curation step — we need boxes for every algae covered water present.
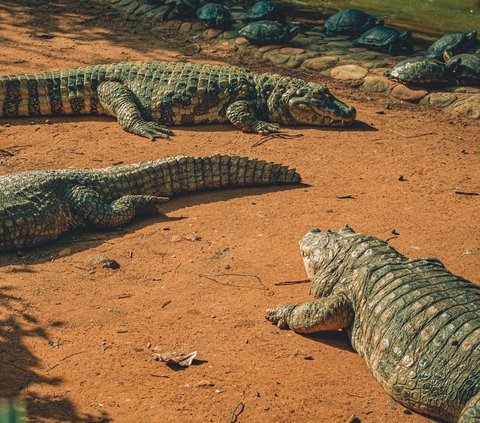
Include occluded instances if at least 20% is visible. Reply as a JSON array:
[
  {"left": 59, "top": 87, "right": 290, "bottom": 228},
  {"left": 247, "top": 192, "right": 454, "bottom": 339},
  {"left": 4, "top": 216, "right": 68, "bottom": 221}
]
[{"left": 285, "top": 0, "right": 479, "bottom": 37}]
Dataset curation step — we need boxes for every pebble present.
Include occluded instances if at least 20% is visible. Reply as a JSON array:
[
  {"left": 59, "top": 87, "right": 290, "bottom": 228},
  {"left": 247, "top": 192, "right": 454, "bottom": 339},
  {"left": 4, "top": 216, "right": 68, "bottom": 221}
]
[
  {"left": 88, "top": 255, "right": 120, "bottom": 269},
  {"left": 391, "top": 85, "right": 428, "bottom": 103},
  {"left": 58, "top": 248, "right": 72, "bottom": 258},
  {"left": 330, "top": 65, "right": 368, "bottom": 81},
  {"left": 302, "top": 56, "right": 339, "bottom": 71}
]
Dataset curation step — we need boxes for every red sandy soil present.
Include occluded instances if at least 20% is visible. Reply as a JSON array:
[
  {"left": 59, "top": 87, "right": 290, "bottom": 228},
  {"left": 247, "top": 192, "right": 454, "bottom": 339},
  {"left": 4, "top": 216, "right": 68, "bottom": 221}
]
[{"left": 0, "top": 1, "right": 478, "bottom": 422}]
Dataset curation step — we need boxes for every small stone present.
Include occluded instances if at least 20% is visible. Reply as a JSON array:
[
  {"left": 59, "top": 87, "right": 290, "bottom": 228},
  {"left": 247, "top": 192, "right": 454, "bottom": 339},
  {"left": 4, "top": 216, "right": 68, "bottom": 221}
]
[
  {"left": 421, "top": 92, "right": 457, "bottom": 108},
  {"left": 4, "top": 123, "right": 11, "bottom": 127},
  {"left": 258, "top": 45, "right": 280, "bottom": 53},
  {"left": 234, "top": 36, "right": 249, "bottom": 45},
  {"left": 391, "top": 85, "right": 428, "bottom": 103},
  {"left": 302, "top": 56, "right": 339, "bottom": 71},
  {"left": 403, "top": 409, "right": 413, "bottom": 415},
  {"left": 117, "top": 327, "right": 129, "bottom": 333},
  {"left": 58, "top": 248, "right": 72, "bottom": 258},
  {"left": 279, "top": 47, "right": 305, "bottom": 55},
  {"left": 88, "top": 255, "right": 120, "bottom": 269},
  {"left": 362, "top": 75, "right": 392, "bottom": 94},
  {"left": 45, "top": 119, "right": 52, "bottom": 124},
  {"left": 263, "top": 52, "right": 289, "bottom": 65},
  {"left": 196, "top": 380, "right": 214, "bottom": 387},
  {"left": 179, "top": 22, "right": 192, "bottom": 32},
  {"left": 330, "top": 65, "right": 368, "bottom": 81},
  {"left": 449, "top": 95, "right": 480, "bottom": 119},
  {"left": 191, "top": 22, "right": 205, "bottom": 31},
  {"left": 206, "top": 28, "right": 223, "bottom": 39},
  {"left": 214, "top": 389, "right": 223, "bottom": 394},
  {"left": 224, "top": 264, "right": 231, "bottom": 270},
  {"left": 398, "top": 175, "right": 407, "bottom": 182},
  {"left": 171, "top": 235, "right": 182, "bottom": 242}
]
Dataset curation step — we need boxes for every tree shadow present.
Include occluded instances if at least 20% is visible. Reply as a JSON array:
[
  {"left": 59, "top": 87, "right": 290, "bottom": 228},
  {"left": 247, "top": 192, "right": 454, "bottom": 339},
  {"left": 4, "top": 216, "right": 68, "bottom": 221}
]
[
  {"left": 0, "top": 183, "right": 305, "bottom": 267},
  {"left": 0, "top": 285, "right": 110, "bottom": 422}
]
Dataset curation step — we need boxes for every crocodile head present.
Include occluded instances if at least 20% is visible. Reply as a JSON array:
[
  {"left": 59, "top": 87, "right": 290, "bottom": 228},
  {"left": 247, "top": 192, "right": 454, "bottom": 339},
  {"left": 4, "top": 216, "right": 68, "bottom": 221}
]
[
  {"left": 299, "top": 225, "right": 358, "bottom": 296},
  {"left": 273, "top": 82, "right": 356, "bottom": 127}
]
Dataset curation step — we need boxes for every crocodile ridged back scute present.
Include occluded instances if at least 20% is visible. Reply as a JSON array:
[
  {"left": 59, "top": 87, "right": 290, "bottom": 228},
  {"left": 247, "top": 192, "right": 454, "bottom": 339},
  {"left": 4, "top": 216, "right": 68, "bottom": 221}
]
[{"left": 342, "top": 233, "right": 480, "bottom": 421}]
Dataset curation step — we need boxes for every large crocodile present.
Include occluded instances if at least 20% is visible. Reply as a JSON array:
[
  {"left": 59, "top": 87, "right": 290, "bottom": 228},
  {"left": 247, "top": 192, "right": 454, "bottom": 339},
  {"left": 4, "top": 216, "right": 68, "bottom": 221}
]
[
  {"left": 266, "top": 226, "right": 480, "bottom": 422},
  {"left": 0, "top": 154, "right": 300, "bottom": 251},
  {"left": 0, "top": 61, "right": 356, "bottom": 140}
]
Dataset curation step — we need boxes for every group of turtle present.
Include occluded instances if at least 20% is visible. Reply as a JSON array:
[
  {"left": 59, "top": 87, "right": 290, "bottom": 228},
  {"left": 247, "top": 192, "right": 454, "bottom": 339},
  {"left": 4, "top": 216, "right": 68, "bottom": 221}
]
[
  {"left": 386, "top": 31, "right": 480, "bottom": 86},
  {"left": 324, "top": 9, "right": 480, "bottom": 86}
]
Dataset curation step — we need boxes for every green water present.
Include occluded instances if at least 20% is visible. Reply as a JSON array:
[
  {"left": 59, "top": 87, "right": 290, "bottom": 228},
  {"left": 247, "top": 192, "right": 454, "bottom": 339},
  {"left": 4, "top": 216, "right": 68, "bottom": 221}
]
[{"left": 287, "top": 0, "right": 480, "bottom": 38}]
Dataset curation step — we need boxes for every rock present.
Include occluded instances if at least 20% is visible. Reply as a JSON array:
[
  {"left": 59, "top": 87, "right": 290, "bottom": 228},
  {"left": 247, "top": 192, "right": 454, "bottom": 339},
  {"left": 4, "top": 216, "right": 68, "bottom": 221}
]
[
  {"left": 420, "top": 92, "right": 458, "bottom": 108},
  {"left": 391, "top": 85, "right": 428, "bottom": 103},
  {"left": 302, "top": 56, "right": 339, "bottom": 71},
  {"left": 285, "top": 52, "right": 318, "bottom": 69},
  {"left": 362, "top": 75, "right": 393, "bottom": 94},
  {"left": 58, "top": 248, "right": 72, "bottom": 258},
  {"left": 191, "top": 22, "right": 205, "bottom": 31},
  {"left": 258, "top": 45, "right": 280, "bottom": 53},
  {"left": 279, "top": 47, "right": 305, "bottom": 55},
  {"left": 171, "top": 235, "right": 182, "bottom": 242},
  {"left": 449, "top": 95, "right": 480, "bottom": 119},
  {"left": 263, "top": 51, "right": 289, "bottom": 65},
  {"left": 326, "top": 40, "right": 353, "bottom": 49},
  {"left": 453, "top": 87, "right": 480, "bottom": 94},
  {"left": 222, "top": 30, "right": 239, "bottom": 39},
  {"left": 234, "top": 36, "right": 249, "bottom": 46},
  {"left": 205, "top": 28, "right": 223, "bottom": 39},
  {"left": 88, "top": 255, "right": 120, "bottom": 270},
  {"left": 330, "top": 65, "right": 368, "bottom": 81},
  {"left": 180, "top": 22, "right": 192, "bottom": 32}
]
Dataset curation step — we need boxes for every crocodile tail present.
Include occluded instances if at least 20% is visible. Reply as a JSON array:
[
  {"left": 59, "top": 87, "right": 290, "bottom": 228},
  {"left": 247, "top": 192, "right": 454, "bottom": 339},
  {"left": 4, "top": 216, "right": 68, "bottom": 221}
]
[
  {"left": 107, "top": 154, "right": 302, "bottom": 197},
  {"left": 0, "top": 67, "right": 103, "bottom": 117}
]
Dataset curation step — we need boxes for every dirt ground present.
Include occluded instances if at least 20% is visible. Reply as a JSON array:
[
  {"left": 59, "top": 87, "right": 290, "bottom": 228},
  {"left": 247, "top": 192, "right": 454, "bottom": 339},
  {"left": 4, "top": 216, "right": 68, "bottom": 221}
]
[{"left": 0, "top": 1, "right": 478, "bottom": 422}]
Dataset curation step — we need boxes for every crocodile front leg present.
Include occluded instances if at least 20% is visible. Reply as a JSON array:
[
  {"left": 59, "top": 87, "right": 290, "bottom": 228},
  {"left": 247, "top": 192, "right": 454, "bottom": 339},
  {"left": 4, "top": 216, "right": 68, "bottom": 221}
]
[
  {"left": 226, "top": 100, "right": 280, "bottom": 134},
  {"left": 67, "top": 185, "right": 169, "bottom": 228},
  {"left": 266, "top": 293, "right": 353, "bottom": 333},
  {"left": 459, "top": 392, "right": 480, "bottom": 422},
  {"left": 98, "top": 81, "right": 174, "bottom": 141}
]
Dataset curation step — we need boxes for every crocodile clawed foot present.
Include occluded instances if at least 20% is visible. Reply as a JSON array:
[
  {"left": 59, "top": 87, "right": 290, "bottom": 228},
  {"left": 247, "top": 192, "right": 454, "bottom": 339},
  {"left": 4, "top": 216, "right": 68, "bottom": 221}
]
[
  {"left": 265, "top": 305, "right": 292, "bottom": 329},
  {"left": 132, "top": 121, "right": 175, "bottom": 141},
  {"left": 255, "top": 121, "right": 281, "bottom": 135}
]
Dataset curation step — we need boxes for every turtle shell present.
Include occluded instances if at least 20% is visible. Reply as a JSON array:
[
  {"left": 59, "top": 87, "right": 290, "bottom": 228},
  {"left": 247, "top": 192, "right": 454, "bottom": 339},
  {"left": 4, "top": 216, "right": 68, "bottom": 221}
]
[
  {"left": 196, "top": 3, "right": 232, "bottom": 28},
  {"left": 163, "top": 0, "right": 199, "bottom": 19},
  {"left": 425, "top": 31, "right": 478, "bottom": 61},
  {"left": 324, "top": 9, "right": 382, "bottom": 37},
  {"left": 385, "top": 57, "right": 451, "bottom": 84},
  {"left": 239, "top": 20, "right": 294, "bottom": 45},
  {"left": 353, "top": 26, "right": 412, "bottom": 55},
  {"left": 245, "top": 0, "right": 286, "bottom": 23},
  {"left": 446, "top": 54, "right": 480, "bottom": 86}
]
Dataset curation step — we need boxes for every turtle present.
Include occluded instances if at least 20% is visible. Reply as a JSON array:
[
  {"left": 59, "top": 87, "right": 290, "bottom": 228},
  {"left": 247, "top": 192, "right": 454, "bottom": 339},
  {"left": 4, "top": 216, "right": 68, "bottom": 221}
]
[
  {"left": 244, "top": 0, "right": 286, "bottom": 24},
  {"left": 425, "top": 31, "right": 478, "bottom": 61},
  {"left": 239, "top": 20, "right": 300, "bottom": 45},
  {"left": 384, "top": 57, "right": 455, "bottom": 85},
  {"left": 352, "top": 26, "right": 413, "bottom": 55},
  {"left": 323, "top": 9, "right": 383, "bottom": 37},
  {"left": 161, "top": 0, "right": 199, "bottom": 21},
  {"left": 196, "top": 3, "right": 233, "bottom": 29},
  {"left": 445, "top": 54, "right": 480, "bottom": 86}
]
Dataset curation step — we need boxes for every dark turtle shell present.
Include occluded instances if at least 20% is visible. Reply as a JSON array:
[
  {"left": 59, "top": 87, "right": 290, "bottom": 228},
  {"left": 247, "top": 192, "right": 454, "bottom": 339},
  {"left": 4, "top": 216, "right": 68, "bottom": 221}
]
[
  {"left": 239, "top": 20, "right": 298, "bottom": 45},
  {"left": 353, "top": 26, "right": 413, "bottom": 55},
  {"left": 385, "top": 57, "right": 452, "bottom": 85},
  {"left": 324, "top": 9, "right": 383, "bottom": 37},
  {"left": 162, "top": 0, "right": 199, "bottom": 20},
  {"left": 196, "top": 3, "right": 233, "bottom": 28},
  {"left": 425, "top": 31, "right": 478, "bottom": 61},
  {"left": 446, "top": 54, "right": 480, "bottom": 86},
  {"left": 245, "top": 0, "right": 286, "bottom": 24}
]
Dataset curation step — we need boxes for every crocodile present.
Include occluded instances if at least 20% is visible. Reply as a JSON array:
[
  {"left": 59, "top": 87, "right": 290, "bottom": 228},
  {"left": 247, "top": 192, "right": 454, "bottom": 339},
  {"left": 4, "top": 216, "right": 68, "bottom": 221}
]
[
  {"left": 0, "top": 154, "right": 301, "bottom": 252},
  {"left": 0, "top": 61, "right": 356, "bottom": 140},
  {"left": 266, "top": 226, "right": 480, "bottom": 422}
]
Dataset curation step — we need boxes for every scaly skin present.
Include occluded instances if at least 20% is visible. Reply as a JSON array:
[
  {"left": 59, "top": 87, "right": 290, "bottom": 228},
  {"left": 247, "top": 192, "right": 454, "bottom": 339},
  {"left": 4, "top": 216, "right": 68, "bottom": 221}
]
[
  {"left": 0, "top": 61, "right": 356, "bottom": 140},
  {"left": 0, "top": 154, "right": 301, "bottom": 251},
  {"left": 266, "top": 226, "right": 480, "bottom": 422}
]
